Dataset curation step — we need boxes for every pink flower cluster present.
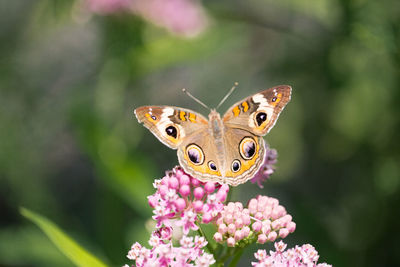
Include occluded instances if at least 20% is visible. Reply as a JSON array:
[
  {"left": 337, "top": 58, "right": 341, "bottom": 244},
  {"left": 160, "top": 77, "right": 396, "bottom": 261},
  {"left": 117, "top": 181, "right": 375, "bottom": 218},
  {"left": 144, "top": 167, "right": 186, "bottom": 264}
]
[
  {"left": 83, "top": 0, "right": 209, "bottom": 37},
  {"left": 84, "top": 0, "right": 131, "bottom": 14},
  {"left": 125, "top": 226, "right": 215, "bottom": 267},
  {"left": 250, "top": 145, "right": 278, "bottom": 188},
  {"left": 148, "top": 167, "right": 229, "bottom": 234},
  {"left": 213, "top": 195, "right": 296, "bottom": 247},
  {"left": 131, "top": 0, "right": 209, "bottom": 37},
  {"left": 252, "top": 241, "right": 332, "bottom": 267}
]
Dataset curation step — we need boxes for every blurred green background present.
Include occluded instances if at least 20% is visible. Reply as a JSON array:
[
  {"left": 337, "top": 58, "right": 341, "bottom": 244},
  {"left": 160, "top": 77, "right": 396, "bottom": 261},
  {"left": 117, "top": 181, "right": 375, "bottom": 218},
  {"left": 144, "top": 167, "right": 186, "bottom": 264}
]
[{"left": 1, "top": 0, "right": 399, "bottom": 266}]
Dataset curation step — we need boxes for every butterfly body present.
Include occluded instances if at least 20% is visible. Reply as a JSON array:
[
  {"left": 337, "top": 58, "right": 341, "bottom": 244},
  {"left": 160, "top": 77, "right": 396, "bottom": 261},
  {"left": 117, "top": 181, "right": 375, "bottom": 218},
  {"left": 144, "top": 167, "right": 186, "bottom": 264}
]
[{"left": 135, "top": 85, "right": 291, "bottom": 186}]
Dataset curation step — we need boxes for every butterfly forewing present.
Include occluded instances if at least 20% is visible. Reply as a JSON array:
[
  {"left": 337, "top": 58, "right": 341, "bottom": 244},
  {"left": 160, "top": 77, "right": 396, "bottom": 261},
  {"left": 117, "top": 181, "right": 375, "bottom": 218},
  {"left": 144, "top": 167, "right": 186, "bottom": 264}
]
[
  {"left": 134, "top": 106, "right": 208, "bottom": 149},
  {"left": 222, "top": 85, "right": 292, "bottom": 136}
]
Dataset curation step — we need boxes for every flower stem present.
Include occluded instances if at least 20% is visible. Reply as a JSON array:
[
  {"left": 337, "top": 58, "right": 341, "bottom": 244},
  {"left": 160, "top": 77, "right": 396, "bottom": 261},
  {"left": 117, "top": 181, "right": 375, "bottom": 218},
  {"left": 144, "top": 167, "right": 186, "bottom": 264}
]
[
  {"left": 195, "top": 222, "right": 215, "bottom": 256},
  {"left": 227, "top": 247, "right": 244, "bottom": 267},
  {"left": 217, "top": 247, "right": 235, "bottom": 264}
]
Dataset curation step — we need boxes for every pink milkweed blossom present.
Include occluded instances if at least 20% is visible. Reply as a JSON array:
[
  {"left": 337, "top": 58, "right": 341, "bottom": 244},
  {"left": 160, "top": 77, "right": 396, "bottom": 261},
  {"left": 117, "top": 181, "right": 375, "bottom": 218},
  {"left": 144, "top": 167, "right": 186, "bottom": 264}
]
[
  {"left": 251, "top": 144, "right": 278, "bottom": 188},
  {"left": 251, "top": 241, "right": 332, "bottom": 267},
  {"left": 148, "top": 166, "right": 229, "bottom": 234},
  {"left": 131, "top": 0, "right": 209, "bottom": 37},
  {"left": 213, "top": 195, "right": 296, "bottom": 247},
  {"left": 84, "top": 0, "right": 132, "bottom": 14},
  {"left": 83, "top": 0, "right": 209, "bottom": 37},
  {"left": 126, "top": 231, "right": 215, "bottom": 267}
]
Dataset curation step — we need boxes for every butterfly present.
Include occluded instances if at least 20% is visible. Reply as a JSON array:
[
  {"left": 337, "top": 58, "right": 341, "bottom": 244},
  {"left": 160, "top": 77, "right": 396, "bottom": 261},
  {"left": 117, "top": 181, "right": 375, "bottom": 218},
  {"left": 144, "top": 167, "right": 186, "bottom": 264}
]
[{"left": 134, "top": 85, "right": 291, "bottom": 186}]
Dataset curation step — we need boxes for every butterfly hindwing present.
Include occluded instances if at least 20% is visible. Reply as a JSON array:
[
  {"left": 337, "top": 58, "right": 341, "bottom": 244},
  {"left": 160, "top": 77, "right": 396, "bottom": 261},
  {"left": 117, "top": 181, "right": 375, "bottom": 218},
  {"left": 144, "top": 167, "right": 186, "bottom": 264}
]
[{"left": 177, "top": 126, "right": 265, "bottom": 186}]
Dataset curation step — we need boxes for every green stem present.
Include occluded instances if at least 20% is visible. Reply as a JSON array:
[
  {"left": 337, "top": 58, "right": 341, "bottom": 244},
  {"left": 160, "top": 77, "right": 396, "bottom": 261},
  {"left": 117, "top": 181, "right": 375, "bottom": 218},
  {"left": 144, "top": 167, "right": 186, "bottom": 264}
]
[
  {"left": 227, "top": 247, "right": 245, "bottom": 267},
  {"left": 196, "top": 222, "right": 215, "bottom": 256},
  {"left": 226, "top": 186, "right": 233, "bottom": 203},
  {"left": 217, "top": 247, "right": 235, "bottom": 264}
]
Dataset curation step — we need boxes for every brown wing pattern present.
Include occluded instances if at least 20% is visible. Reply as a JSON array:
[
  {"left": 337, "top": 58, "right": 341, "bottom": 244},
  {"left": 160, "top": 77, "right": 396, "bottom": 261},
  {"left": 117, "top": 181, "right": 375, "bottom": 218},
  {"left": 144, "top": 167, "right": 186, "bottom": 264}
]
[
  {"left": 222, "top": 85, "right": 292, "bottom": 136},
  {"left": 134, "top": 106, "right": 208, "bottom": 149}
]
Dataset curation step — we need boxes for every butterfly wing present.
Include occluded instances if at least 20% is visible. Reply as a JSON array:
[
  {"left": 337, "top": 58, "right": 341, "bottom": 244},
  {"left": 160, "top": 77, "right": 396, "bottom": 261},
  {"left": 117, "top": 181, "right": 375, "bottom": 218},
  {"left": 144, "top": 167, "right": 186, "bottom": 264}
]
[
  {"left": 176, "top": 126, "right": 266, "bottom": 186},
  {"left": 134, "top": 106, "right": 209, "bottom": 149},
  {"left": 222, "top": 85, "right": 292, "bottom": 136}
]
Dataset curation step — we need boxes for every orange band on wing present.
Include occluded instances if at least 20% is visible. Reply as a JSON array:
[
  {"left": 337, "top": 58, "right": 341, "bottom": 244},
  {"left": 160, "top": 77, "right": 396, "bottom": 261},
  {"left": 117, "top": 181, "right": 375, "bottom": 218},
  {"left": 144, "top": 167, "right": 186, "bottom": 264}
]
[
  {"left": 188, "top": 113, "right": 197, "bottom": 122},
  {"left": 233, "top": 106, "right": 240, "bottom": 117},
  {"left": 179, "top": 111, "right": 186, "bottom": 121},
  {"left": 183, "top": 153, "right": 221, "bottom": 176},
  {"left": 145, "top": 113, "right": 157, "bottom": 123},
  {"left": 271, "top": 93, "right": 282, "bottom": 107},
  {"left": 242, "top": 101, "right": 249, "bottom": 112}
]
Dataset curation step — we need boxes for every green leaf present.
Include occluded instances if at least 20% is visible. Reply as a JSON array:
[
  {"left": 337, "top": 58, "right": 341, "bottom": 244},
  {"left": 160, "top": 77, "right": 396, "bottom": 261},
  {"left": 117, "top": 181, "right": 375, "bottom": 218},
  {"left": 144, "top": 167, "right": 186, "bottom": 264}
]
[{"left": 20, "top": 207, "right": 109, "bottom": 267}]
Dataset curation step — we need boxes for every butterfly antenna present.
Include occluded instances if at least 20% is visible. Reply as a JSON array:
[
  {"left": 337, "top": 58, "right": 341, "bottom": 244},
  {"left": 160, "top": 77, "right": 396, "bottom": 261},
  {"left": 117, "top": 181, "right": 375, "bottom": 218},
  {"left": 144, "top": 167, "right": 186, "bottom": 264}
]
[
  {"left": 182, "top": 88, "right": 210, "bottom": 110},
  {"left": 216, "top": 82, "right": 238, "bottom": 110}
]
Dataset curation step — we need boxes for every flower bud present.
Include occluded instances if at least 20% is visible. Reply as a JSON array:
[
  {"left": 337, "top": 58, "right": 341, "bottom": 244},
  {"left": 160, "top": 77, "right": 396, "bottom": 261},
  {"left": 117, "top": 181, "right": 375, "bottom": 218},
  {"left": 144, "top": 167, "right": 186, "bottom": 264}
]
[
  {"left": 257, "top": 234, "right": 267, "bottom": 244},
  {"left": 159, "top": 185, "right": 169, "bottom": 197},
  {"left": 193, "top": 187, "right": 205, "bottom": 199},
  {"left": 202, "top": 212, "right": 213, "bottom": 223},
  {"left": 252, "top": 221, "right": 262, "bottom": 232},
  {"left": 191, "top": 178, "right": 201, "bottom": 186},
  {"left": 279, "top": 228, "right": 289, "bottom": 238},
  {"left": 242, "top": 226, "right": 250, "bottom": 237},
  {"left": 213, "top": 232, "right": 223, "bottom": 242},
  {"left": 193, "top": 200, "right": 204, "bottom": 212},
  {"left": 268, "top": 231, "right": 277, "bottom": 242},
  {"left": 227, "top": 237, "right": 235, "bottom": 247},
  {"left": 218, "top": 223, "right": 227, "bottom": 234},
  {"left": 168, "top": 177, "right": 179, "bottom": 189},
  {"left": 204, "top": 182, "right": 215, "bottom": 193},
  {"left": 287, "top": 221, "right": 296, "bottom": 232},
  {"left": 179, "top": 184, "right": 191, "bottom": 197},
  {"left": 179, "top": 174, "right": 190, "bottom": 185},
  {"left": 234, "top": 230, "right": 243, "bottom": 241},
  {"left": 175, "top": 198, "right": 186, "bottom": 211}
]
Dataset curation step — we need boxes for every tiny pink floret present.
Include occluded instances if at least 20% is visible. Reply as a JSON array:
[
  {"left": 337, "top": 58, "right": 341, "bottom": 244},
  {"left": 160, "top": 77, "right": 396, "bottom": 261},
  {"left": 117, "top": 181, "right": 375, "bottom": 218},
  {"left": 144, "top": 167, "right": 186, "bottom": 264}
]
[
  {"left": 279, "top": 228, "right": 289, "bottom": 238},
  {"left": 252, "top": 221, "right": 262, "bottom": 232},
  {"left": 179, "top": 174, "right": 191, "bottom": 185},
  {"left": 204, "top": 182, "right": 215, "bottom": 193},
  {"left": 257, "top": 234, "right": 267, "bottom": 244},
  {"left": 193, "top": 187, "right": 205, "bottom": 199},
  {"left": 287, "top": 221, "right": 296, "bottom": 232},
  {"left": 227, "top": 223, "right": 236, "bottom": 234},
  {"left": 227, "top": 237, "right": 235, "bottom": 247},
  {"left": 179, "top": 184, "right": 191, "bottom": 197},
  {"left": 159, "top": 185, "right": 169, "bottom": 197},
  {"left": 193, "top": 200, "right": 204, "bottom": 212},
  {"left": 175, "top": 198, "right": 186, "bottom": 211},
  {"left": 191, "top": 177, "right": 201, "bottom": 186},
  {"left": 168, "top": 177, "right": 179, "bottom": 189},
  {"left": 202, "top": 212, "right": 213, "bottom": 223},
  {"left": 268, "top": 231, "right": 277, "bottom": 241},
  {"left": 213, "top": 232, "right": 223, "bottom": 242},
  {"left": 218, "top": 223, "right": 227, "bottom": 234}
]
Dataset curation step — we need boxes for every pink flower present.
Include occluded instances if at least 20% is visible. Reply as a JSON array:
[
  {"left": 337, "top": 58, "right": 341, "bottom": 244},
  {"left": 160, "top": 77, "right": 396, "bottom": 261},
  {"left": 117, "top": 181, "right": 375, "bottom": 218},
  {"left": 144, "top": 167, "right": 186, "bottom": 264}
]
[
  {"left": 195, "top": 253, "right": 216, "bottom": 266},
  {"left": 131, "top": 0, "right": 209, "bottom": 37},
  {"left": 251, "top": 241, "right": 332, "bottom": 267},
  {"left": 84, "top": 0, "right": 131, "bottom": 14},
  {"left": 176, "top": 209, "right": 198, "bottom": 235},
  {"left": 126, "top": 232, "right": 214, "bottom": 267},
  {"left": 83, "top": 0, "right": 209, "bottom": 37},
  {"left": 155, "top": 226, "right": 173, "bottom": 241},
  {"left": 148, "top": 167, "right": 228, "bottom": 233},
  {"left": 251, "top": 144, "right": 278, "bottom": 188},
  {"left": 213, "top": 195, "right": 296, "bottom": 246}
]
